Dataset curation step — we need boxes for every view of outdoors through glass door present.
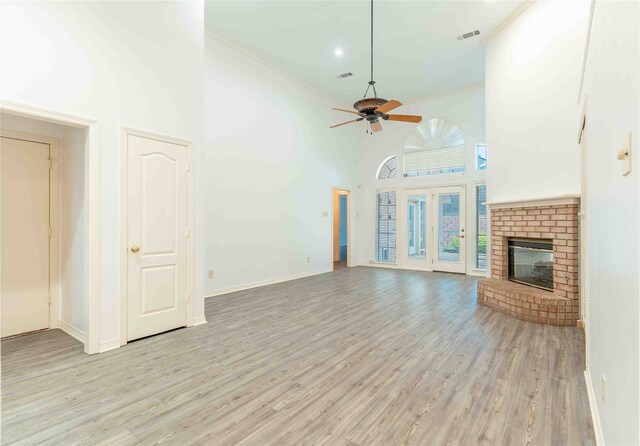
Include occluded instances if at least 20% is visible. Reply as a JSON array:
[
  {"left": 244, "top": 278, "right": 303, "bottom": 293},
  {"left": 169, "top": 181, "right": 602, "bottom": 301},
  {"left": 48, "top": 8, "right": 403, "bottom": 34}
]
[
  {"left": 377, "top": 186, "right": 472, "bottom": 274},
  {"left": 433, "top": 186, "right": 466, "bottom": 273},
  {"left": 437, "top": 193, "right": 461, "bottom": 263},
  {"left": 407, "top": 195, "right": 426, "bottom": 260}
]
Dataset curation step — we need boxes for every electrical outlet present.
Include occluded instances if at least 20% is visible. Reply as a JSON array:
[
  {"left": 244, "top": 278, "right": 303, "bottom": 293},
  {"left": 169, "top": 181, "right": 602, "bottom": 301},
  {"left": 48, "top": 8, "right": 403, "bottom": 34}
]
[
  {"left": 208, "top": 269, "right": 214, "bottom": 279},
  {"left": 322, "top": 211, "right": 328, "bottom": 217},
  {"left": 601, "top": 374, "right": 607, "bottom": 404},
  {"left": 306, "top": 257, "right": 311, "bottom": 263}
]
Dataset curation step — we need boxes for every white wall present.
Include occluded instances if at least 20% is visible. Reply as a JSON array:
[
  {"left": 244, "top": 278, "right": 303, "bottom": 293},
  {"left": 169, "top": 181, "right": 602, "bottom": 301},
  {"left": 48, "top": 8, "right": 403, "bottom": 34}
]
[
  {"left": 1, "top": 1, "right": 205, "bottom": 350},
  {"left": 1, "top": 113, "right": 87, "bottom": 336},
  {"left": 581, "top": 1, "right": 640, "bottom": 444},
  {"left": 485, "top": 1, "right": 590, "bottom": 203},
  {"left": 204, "top": 34, "right": 359, "bottom": 295},
  {"left": 354, "top": 87, "right": 486, "bottom": 273}
]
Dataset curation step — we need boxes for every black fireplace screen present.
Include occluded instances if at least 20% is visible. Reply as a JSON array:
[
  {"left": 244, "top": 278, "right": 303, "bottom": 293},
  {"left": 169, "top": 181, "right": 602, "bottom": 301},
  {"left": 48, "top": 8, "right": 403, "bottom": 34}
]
[{"left": 508, "top": 239, "right": 553, "bottom": 291}]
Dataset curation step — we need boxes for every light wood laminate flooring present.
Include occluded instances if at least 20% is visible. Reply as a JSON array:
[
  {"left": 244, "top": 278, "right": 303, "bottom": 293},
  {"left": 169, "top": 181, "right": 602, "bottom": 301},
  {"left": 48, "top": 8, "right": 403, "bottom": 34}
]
[{"left": 1, "top": 267, "right": 595, "bottom": 445}]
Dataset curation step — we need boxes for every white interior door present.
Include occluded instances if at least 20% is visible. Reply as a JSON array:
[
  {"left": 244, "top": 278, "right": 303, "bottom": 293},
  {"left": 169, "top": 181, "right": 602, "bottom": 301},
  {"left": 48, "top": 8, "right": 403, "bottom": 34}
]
[
  {"left": 433, "top": 186, "right": 466, "bottom": 273},
  {"left": 400, "top": 189, "right": 429, "bottom": 270},
  {"left": 1, "top": 136, "right": 50, "bottom": 337},
  {"left": 127, "top": 134, "right": 188, "bottom": 341}
]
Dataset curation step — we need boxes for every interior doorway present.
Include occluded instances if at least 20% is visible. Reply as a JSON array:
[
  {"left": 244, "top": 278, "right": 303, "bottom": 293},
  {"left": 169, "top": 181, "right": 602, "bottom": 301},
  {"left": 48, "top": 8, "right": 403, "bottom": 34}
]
[
  {"left": 0, "top": 117, "right": 88, "bottom": 343},
  {"left": 1, "top": 103, "right": 99, "bottom": 354},
  {"left": 332, "top": 188, "right": 351, "bottom": 270}
]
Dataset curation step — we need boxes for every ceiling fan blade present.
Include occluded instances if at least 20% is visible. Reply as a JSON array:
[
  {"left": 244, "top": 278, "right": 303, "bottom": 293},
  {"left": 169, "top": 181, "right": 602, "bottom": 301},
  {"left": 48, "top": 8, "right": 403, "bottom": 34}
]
[
  {"left": 386, "top": 114, "right": 423, "bottom": 123},
  {"left": 371, "top": 120, "right": 383, "bottom": 133},
  {"left": 375, "top": 100, "right": 402, "bottom": 114},
  {"left": 330, "top": 118, "right": 364, "bottom": 128},
  {"left": 331, "top": 108, "right": 363, "bottom": 116}
]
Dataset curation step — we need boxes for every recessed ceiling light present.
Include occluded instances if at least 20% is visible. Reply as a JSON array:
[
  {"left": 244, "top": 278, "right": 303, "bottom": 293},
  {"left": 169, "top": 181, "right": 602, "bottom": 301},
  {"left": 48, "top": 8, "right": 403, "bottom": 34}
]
[{"left": 334, "top": 48, "right": 344, "bottom": 57}]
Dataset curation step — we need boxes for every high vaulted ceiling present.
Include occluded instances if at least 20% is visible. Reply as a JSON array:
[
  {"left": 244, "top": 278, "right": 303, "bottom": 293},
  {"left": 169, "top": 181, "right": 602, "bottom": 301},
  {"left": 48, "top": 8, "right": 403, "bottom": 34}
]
[{"left": 205, "top": 1, "right": 528, "bottom": 106}]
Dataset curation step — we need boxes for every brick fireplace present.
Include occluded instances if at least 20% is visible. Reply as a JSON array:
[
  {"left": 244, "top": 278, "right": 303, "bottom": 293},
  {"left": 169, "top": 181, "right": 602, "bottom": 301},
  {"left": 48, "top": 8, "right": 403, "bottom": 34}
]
[{"left": 477, "top": 197, "right": 580, "bottom": 326}]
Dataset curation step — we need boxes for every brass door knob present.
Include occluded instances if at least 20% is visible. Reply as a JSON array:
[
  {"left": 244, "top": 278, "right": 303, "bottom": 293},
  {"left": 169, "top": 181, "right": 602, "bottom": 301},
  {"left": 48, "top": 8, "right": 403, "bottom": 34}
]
[{"left": 130, "top": 245, "right": 140, "bottom": 253}]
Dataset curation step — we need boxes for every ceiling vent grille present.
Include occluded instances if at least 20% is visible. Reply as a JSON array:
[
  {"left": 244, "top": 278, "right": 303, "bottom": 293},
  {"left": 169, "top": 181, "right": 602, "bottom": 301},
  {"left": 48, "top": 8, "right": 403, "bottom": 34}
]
[
  {"left": 457, "top": 30, "right": 480, "bottom": 41},
  {"left": 336, "top": 72, "right": 353, "bottom": 79}
]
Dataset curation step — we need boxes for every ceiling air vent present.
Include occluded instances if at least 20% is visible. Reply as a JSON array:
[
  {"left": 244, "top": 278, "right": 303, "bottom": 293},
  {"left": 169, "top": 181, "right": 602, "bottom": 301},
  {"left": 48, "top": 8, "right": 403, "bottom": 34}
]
[
  {"left": 336, "top": 72, "right": 353, "bottom": 79},
  {"left": 457, "top": 30, "right": 480, "bottom": 41}
]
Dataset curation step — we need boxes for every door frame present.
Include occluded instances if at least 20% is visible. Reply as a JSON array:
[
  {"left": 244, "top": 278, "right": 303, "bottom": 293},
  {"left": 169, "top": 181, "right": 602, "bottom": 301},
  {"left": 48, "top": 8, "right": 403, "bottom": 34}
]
[
  {"left": 0, "top": 129, "right": 60, "bottom": 333},
  {"left": 578, "top": 97, "right": 589, "bottom": 364},
  {"left": 330, "top": 187, "right": 352, "bottom": 268},
  {"left": 119, "top": 127, "right": 195, "bottom": 346},
  {"left": 0, "top": 100, "right": 100, "bottom": 355},
  {"left": 432, "top": 185, "right": 467, "bottom": 274}
]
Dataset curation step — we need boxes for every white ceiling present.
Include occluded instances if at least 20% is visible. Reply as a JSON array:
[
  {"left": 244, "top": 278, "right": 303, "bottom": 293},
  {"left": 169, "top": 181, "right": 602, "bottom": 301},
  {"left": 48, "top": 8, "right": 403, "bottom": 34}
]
[{"left": 204, "top": 1, "right": 528, "bottom": 106}]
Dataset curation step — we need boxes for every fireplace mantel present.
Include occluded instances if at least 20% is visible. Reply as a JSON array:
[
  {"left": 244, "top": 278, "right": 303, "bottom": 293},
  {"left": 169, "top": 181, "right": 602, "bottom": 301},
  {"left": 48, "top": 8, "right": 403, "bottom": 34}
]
[{"left": 486, "top": 194, "right": 580, "bottom": 210}]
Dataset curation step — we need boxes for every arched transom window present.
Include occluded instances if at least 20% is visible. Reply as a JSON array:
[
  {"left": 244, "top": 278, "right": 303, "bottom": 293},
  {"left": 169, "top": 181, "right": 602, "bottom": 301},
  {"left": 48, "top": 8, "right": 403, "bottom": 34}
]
[
  {"left": 377, "top": 155, "right": 397, "bottom": 180},
  {"left": 404, "top": 118, "right": 466, "bottom": 176}
]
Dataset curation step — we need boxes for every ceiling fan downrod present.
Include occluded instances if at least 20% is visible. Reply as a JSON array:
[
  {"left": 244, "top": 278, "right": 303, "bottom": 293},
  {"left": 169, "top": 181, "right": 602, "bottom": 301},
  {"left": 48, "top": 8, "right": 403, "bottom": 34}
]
[{"left": 363, "top": 0, "right": 377, "bottom": 99}]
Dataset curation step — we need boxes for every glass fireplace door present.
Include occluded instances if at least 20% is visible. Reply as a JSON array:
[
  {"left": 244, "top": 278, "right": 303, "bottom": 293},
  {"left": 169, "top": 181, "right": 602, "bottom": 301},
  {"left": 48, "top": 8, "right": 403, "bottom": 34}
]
[{"left": 508, "top": 239, "right": 554, "bottom": 290}]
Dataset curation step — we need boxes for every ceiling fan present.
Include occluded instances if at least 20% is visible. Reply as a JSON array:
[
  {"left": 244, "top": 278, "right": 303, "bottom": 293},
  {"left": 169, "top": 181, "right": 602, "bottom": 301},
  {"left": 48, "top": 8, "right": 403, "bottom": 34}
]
[{"left": 330, "top": 0, "right": 422, "bottom": 133}]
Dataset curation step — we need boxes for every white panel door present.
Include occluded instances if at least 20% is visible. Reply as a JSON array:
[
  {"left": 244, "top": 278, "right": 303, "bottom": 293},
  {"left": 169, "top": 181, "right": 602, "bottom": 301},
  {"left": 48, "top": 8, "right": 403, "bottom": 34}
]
[
  {"left": 127, "top": 134, "right": 188, "bottom": 341},
  {"left": 433, "top": 186, "right": 466, "bottom": 274},
  {"left": 1, "top": 136, "right": 50, "bottom": 337}
]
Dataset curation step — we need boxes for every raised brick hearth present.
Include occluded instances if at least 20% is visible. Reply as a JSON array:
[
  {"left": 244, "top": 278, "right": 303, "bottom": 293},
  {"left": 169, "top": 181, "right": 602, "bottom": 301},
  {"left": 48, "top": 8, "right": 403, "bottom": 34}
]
[{"left": 477, "top": 198, "right": 580, "bottom": 326}]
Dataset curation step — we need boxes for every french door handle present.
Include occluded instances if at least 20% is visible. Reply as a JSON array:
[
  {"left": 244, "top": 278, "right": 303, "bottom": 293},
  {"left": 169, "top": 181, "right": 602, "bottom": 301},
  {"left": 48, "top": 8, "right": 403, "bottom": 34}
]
[{"left": 130, "top": 245, "right": 140, "bottom": 253}]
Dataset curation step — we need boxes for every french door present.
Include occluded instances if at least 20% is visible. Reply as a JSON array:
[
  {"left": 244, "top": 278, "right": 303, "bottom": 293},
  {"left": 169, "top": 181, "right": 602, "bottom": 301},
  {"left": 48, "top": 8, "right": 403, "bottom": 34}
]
[
  {"left": 400, "top": 189, "right": 429, "bottom": 270},
  {"left": 400, "top": 186, "right": 466, "bottom": 273},
  {"left": 432, "top": 186, "right": 466, "bottom": 273}
]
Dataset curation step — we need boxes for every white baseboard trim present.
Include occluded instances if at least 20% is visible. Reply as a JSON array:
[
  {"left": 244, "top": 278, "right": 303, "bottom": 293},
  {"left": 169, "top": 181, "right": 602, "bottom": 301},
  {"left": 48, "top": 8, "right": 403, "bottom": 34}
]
[
  {"left": 584, "top": 368, "right": 605, "bottom": 445},
  {"left": 58, "top": 320, "right": 85, "bottom": 344},
  {"left": 357, "top": 262, "right": 488, "bottom": 277},
  {"left": 99, "top": 338, "right": 120, "bottom": 353},
  {"left": 192, "top": 316, "right": 207, "bottom": 326},
  {"left": 205, "top": 268, "right": 332, "bottom": 298},
  {"left": 356, "top": 262, "right": 399, "bottom": 269}
]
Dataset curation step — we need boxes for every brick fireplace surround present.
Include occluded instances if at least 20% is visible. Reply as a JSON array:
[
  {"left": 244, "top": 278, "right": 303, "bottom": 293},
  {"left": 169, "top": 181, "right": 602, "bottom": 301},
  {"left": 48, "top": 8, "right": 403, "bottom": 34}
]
[{"left": 477, "top": 197, "right": 580, "bottom": 326}]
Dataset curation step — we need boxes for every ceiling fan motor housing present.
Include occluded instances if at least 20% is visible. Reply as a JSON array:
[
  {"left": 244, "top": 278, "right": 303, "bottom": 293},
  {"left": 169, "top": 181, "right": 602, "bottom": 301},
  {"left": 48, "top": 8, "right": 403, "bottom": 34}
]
[
  {"left": 354, "top": 97, "right": 389, "bottom": 123},
  {"left": 353, "top": 98, "right": 388, "bottom": 113}
]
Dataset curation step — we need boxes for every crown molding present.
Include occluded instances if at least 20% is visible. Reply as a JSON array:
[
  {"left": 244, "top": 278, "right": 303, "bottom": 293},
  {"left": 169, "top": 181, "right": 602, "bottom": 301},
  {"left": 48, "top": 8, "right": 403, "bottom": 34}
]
[
  {"left": 481, "top": 1, "right": 536, "bottom": 45},
  {"left": 205, "top": 29, "right": 350, "bottom": 109}
]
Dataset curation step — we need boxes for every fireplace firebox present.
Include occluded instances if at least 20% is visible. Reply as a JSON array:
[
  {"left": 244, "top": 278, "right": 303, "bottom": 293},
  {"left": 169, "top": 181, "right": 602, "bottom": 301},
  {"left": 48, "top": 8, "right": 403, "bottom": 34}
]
[{"left": 508, "top": 238, "right": 553, "bottom": 291}]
